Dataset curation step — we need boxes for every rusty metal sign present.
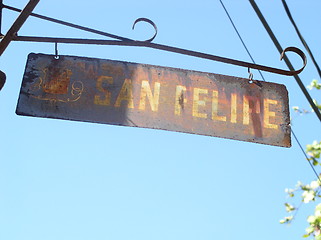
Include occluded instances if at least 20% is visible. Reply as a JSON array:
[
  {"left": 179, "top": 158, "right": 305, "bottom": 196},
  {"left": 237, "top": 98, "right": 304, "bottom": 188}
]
[{"left": 16, "top": 53, "right": 291, "bottom": 147}]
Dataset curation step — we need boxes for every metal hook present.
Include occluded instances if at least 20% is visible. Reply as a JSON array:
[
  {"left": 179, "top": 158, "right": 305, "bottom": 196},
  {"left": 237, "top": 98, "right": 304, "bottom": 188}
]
[
  {"left": 247, "top": 68, "right": 262, "bottom": 88},
  {"left": 54, "top": 42, "right": 59, "bottom": 59},
  {"left": 248, "top": 68, "right": 253, "bottom": 83},
  {"left": 132, "top": 18, "right": 158, "bottom": 42}
]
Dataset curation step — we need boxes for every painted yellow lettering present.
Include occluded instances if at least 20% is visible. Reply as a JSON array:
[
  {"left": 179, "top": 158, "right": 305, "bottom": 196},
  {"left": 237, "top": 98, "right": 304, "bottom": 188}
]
[
  {"left": 114, "top": 79, "right": 134, "bottom": 108},
  {"left": 193, "top": 88, "right": 208, "bottom": 119},
  {"left": 231, "top": 93, "right": 237, "bottom": 123},
  {"left": 94, "top": 76, "right": 113, "bottom": 106},
  {"left": 139, "top": 81, "right": 160, "bottom": 112},
  {"left": 264, "top": 99, "right": 278, "bottom": 129},
  {"left": 212, "top": 90, "right": 226, "bottom": 121}
]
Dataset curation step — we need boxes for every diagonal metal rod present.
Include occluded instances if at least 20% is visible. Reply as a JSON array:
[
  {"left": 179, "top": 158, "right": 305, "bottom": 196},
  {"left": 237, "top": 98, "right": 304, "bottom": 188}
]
[
  {"left": 2, "top": 4, "right": 133, "bottom": 42},
  {"left": 0, "top": 0, "right": 40, "bottom": 56},
  {"left": 14, "top": 35, "right": 306, "bottom": 76},
  {"left": 249, "top": 0, "right": 321, "bottom": 122}
]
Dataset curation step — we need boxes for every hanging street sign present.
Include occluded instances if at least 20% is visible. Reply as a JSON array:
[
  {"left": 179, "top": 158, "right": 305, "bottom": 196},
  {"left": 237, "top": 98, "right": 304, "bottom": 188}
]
[{"left": 16, "top": 53, "right": 291, "bottom": 147}]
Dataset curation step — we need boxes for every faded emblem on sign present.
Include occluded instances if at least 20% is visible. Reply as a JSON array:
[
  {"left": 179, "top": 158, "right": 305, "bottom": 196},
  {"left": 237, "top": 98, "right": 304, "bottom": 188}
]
[{"left": 29, "top": 63, "right": 84, "bottom": 103}]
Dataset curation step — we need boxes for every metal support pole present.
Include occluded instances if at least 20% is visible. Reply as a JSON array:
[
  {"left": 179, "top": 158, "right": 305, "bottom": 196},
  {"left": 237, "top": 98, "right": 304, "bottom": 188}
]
[{"left": 0, "top": 0, "right": 40, "bottom": 56}]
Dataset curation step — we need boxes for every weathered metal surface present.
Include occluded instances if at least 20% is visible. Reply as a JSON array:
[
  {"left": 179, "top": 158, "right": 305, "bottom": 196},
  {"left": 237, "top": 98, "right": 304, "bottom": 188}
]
[{"left": 16, "top": 53, "right": 291, "bottom": 147}]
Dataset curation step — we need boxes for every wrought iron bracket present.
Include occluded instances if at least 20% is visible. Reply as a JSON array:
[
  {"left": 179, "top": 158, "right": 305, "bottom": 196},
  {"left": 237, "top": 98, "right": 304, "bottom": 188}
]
[{"left": 0, "top": 2, "right": 307, "bottom": 78}]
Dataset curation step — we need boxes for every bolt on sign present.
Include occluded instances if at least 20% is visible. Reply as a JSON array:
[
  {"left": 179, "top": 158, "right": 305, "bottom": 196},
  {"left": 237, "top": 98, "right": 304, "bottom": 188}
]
[{"left": 16, "top": 53, "right": 291, "bottom": 147}]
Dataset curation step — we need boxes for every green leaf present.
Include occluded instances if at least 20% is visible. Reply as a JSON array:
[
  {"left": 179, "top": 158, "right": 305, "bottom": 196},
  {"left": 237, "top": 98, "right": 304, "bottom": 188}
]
[
  {"left": 308, "top": 79, "right": 321, "bottom": 90},
  {"left": 285, "top": 203, "right": 295, "bottom": 212},
  {"left": 285, "top": 188, "right": 295, "bottom": 198}
]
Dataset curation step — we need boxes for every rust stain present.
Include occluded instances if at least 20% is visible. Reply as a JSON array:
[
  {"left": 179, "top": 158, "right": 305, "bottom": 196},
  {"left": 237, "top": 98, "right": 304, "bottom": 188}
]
[{"left": 42, "top": 68, "right": 72, "bottom": 94}]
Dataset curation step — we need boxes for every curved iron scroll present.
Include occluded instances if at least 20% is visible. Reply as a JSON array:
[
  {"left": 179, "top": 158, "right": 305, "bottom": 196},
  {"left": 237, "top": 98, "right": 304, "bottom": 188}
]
[{"left": 132, "top": 18, "right": 158, "bottom": 42}]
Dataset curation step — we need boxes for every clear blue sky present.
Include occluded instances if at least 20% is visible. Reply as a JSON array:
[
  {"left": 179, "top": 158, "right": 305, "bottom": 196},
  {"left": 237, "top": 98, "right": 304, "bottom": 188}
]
[{"left": 0, "top": 1, "right": 320, "bottom": 240}]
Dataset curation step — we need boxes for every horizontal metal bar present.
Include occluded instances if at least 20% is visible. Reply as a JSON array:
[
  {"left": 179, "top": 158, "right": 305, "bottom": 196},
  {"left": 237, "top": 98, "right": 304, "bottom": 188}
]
[{"left": 14, "top": 35, "right": 306, "bottom": 76}]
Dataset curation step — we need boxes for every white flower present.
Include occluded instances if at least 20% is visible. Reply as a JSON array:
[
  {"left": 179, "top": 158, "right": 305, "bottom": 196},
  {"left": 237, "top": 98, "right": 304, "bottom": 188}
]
[
  {"left": 303, "top": 190, "right": 315, "bottom": 203},
  {"left": 310, "top": 181, "right": 320, "bottom": 189}
]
